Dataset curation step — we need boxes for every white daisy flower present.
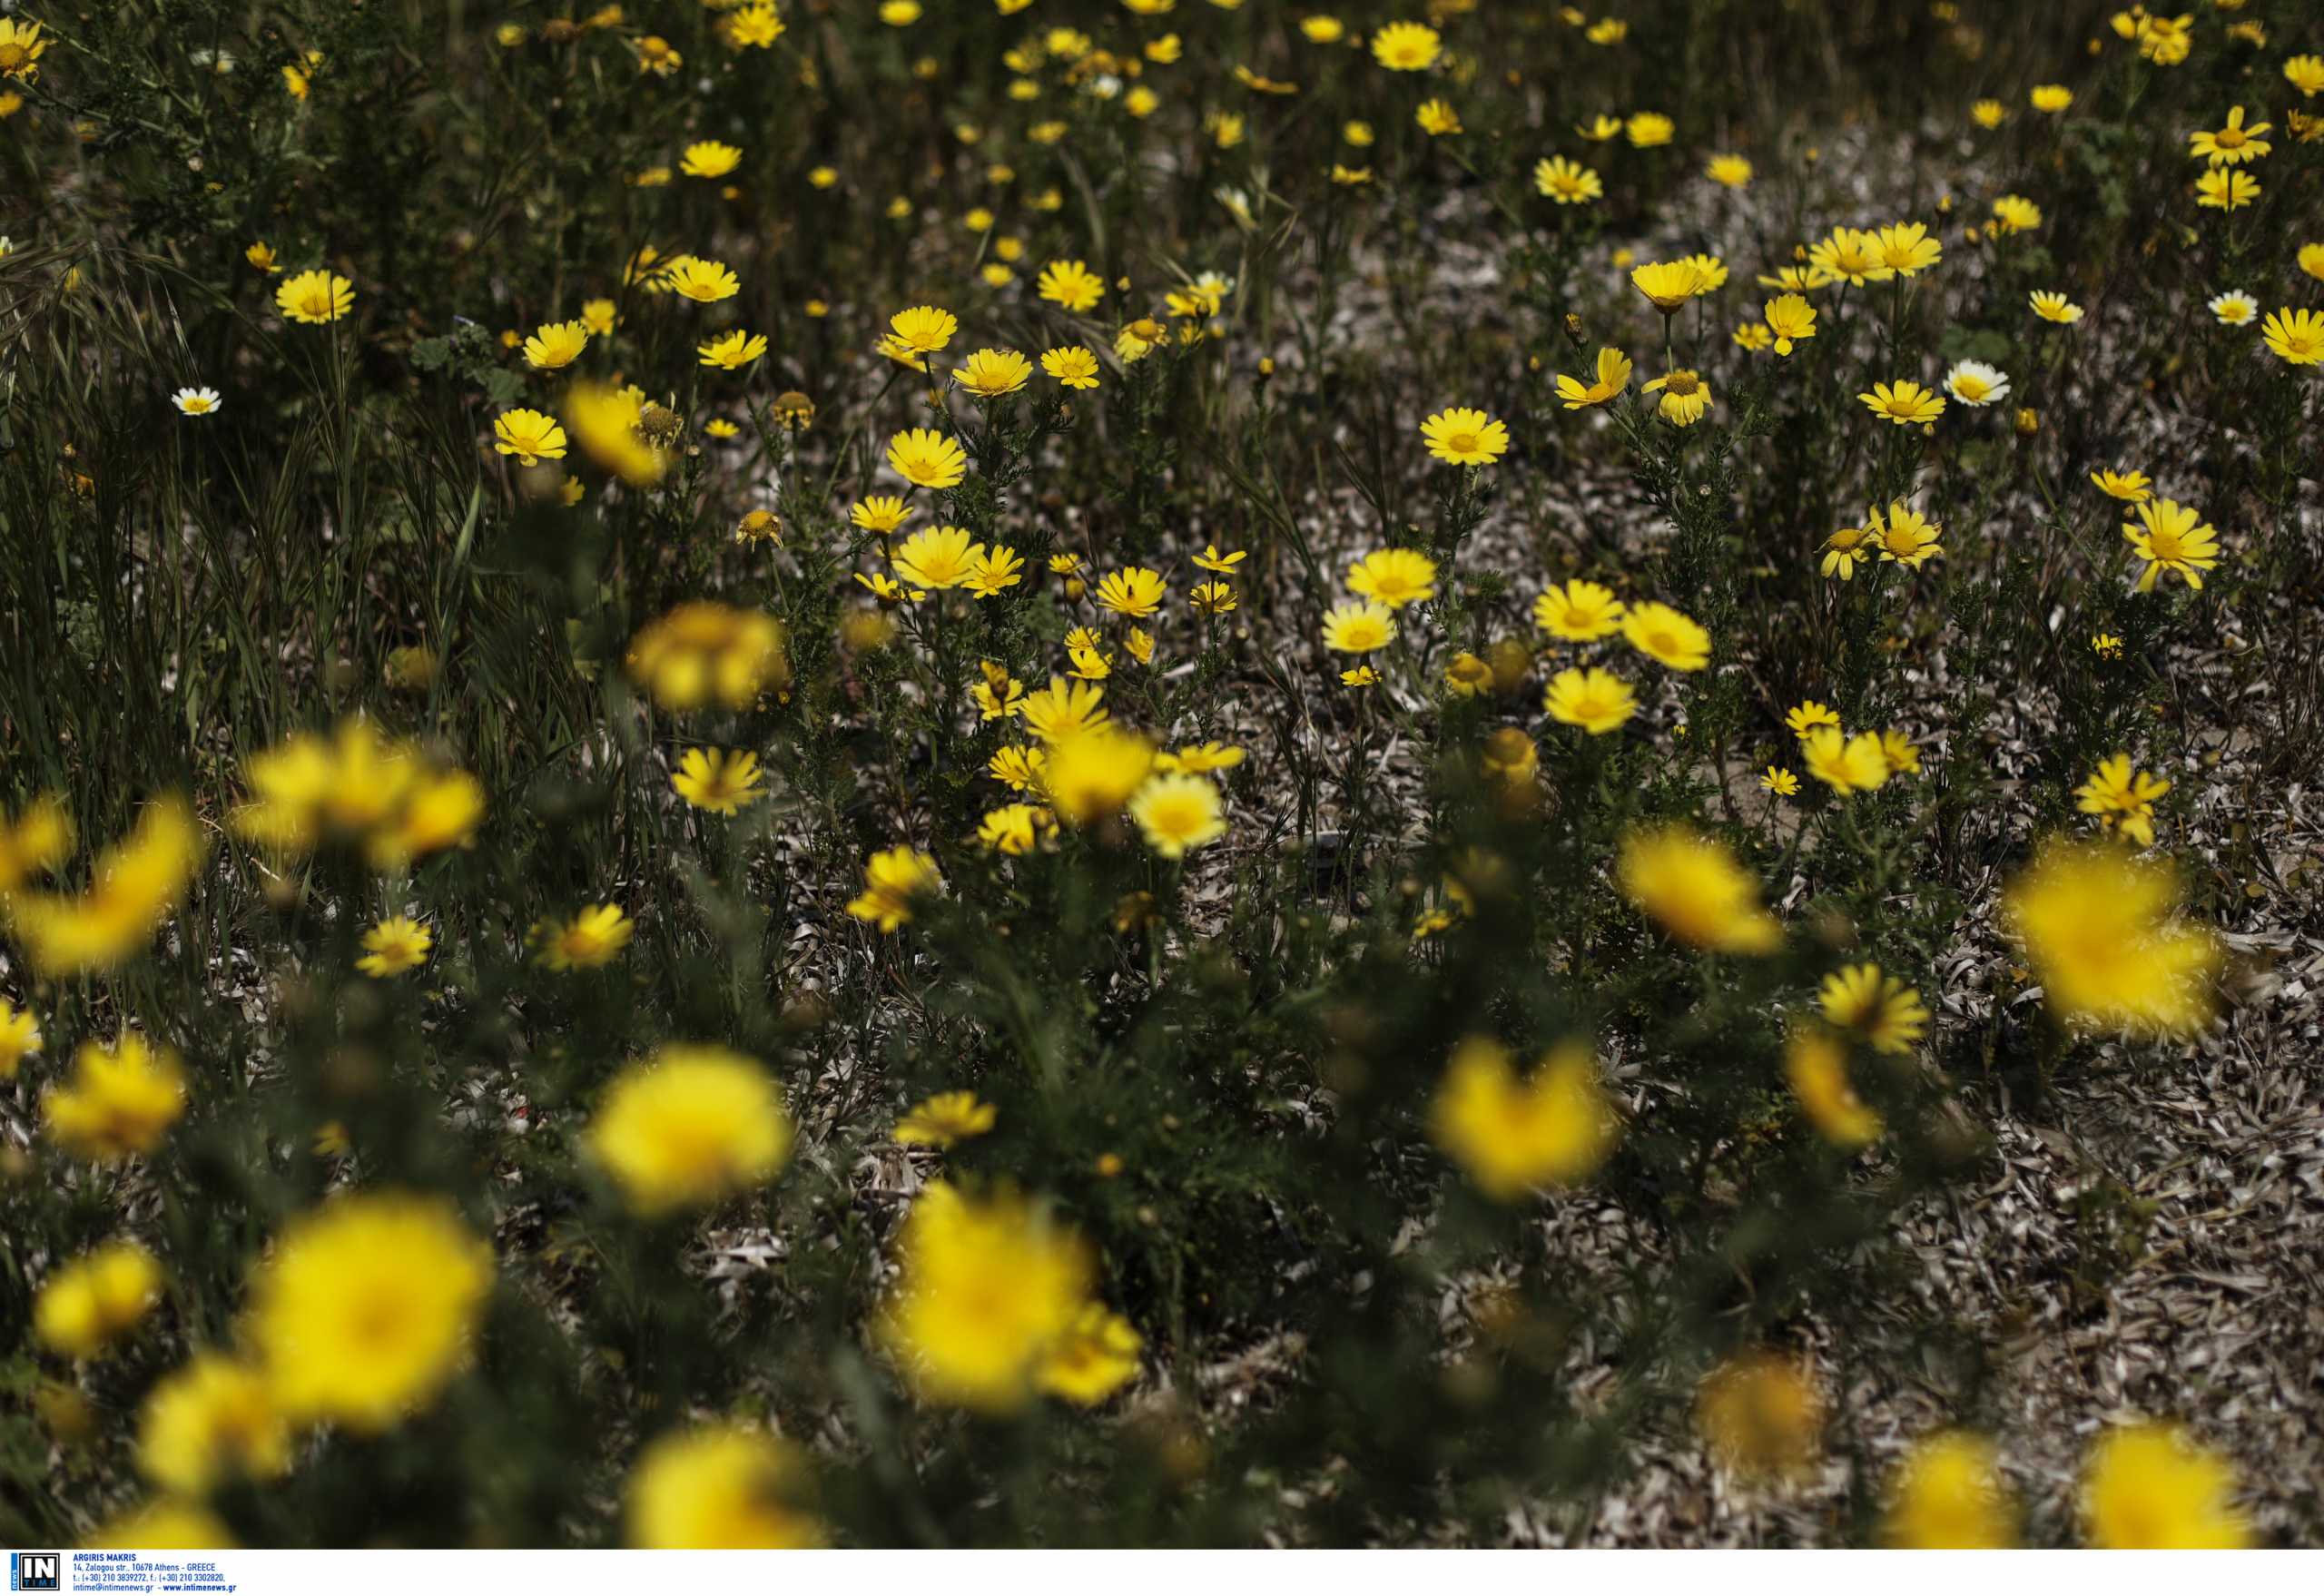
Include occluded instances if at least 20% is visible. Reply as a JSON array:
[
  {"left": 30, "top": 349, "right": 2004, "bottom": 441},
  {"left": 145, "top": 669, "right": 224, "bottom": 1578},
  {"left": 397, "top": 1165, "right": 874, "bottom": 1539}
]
[
  {"left": 172, "top": 387, "right": 223, "bottom": 417},
  {"left": 2207, "top": 291, "right": 2258, "bottom": 327},
  {"left": 1942, "top": 360, "right": 2011, "bottom": 407}
]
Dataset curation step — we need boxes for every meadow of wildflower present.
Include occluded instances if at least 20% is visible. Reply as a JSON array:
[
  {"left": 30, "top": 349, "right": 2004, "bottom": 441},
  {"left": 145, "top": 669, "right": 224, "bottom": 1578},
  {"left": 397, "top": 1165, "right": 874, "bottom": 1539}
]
[{"left": 2, "top": 0, "right": 2321, "bottom": 1556}]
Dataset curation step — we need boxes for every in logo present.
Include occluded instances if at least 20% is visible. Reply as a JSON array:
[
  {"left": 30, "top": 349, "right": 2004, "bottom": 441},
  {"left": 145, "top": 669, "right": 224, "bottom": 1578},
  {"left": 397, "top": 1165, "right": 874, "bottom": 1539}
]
[{"left": 10, "top": 1553, "right": 61, "bottom": 1592}]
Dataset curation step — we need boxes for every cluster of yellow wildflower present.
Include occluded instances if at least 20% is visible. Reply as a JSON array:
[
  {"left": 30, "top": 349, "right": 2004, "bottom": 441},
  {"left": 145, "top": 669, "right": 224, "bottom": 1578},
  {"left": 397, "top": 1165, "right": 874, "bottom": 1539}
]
[
  {"left": 32, "top": 1192, "right": 495, "bottom": 1515},
  {"left": 2, "top": 795, "right": 202, "bottom": 976},
  {"left": 875, "top": 1182, "right": 1140, "bottom": 1413},
  {"left": 232, "top": 717, "right": 484, "bottom": 870}
]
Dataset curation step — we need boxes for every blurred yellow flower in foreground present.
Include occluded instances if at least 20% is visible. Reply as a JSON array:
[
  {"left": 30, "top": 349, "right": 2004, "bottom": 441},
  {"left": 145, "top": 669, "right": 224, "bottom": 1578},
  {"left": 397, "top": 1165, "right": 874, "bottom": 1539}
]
[
  {"left": 137, "top": 1353, "right": 292, "bottom": 1496},
  {"left": 246, "top": 1192, "right": 493, "bottom": 1432},
  {"left": 0, "top": 998, "right": 39, "bottom": 1079},
  {"left": 625, "top": 602, "right": 789, "bottom": 711},
  {"left": 1429, "top": 1035, "right": 1618, "bottom": 1200},
  {"left": 0, "top": 792, "right": 73, "bottom": 892},
  {"left": 587, "top": 1044, "right": 793, "bottom": 1216},
  {"left": 6, "top": 796, "right": 202, "bottom": 977},
  {"left": 564, "top": 380, "right": 666, "bottom": 485},
  {"left": 2002, "top": 839, "right": 2219, "bottom": 1036},
  {"left": 878, "top": 1181, "right": 1136, "bottom": 1412},
  {"left": 1038, "top": 1304, "right": 1145, "bottom": 1405},
  {"left": 34, "top": 1240, "right": 162, "bottom": 1358},
  {"left": 42, "top": 1034, "right": 188, "bottom": 1161},
  {"left": 1617, "top": 825, "right": 1780, "bottom": 954},
  {"left": 627, "top": 1424, "right": 824, "bottom": 1548},
  {"left": 1784, "top": 1029, "right": 1881, "bottom": 1149},
  {"left": 2083, "top": 1423, "right": 2249, "bottom": 1548},
  {"left": 232, "top": 720, "right": 481, "bottom": 871},
  {"left": 1045, "top": 727, "right": 1157, "bottom": 825},
  {"left": 1885, "top": 1431, "right": 2015, "bottom": 1547}
]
